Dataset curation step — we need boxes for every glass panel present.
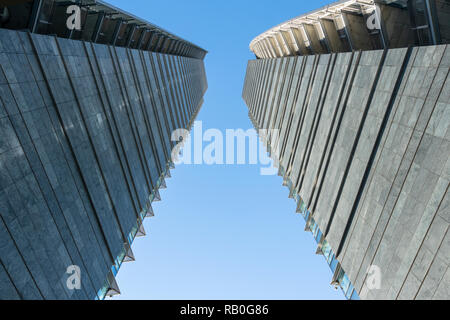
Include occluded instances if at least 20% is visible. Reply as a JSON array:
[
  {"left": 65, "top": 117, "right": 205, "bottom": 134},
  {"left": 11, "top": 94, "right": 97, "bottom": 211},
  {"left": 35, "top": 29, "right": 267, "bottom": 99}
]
[
  {"left": 345, "top": 283, "right": 355, "bottom": 300},
  {"left": 315, "top": 229, "right": 322, "bottom": 244},
  {"left": 299, "top": 200, "right": 305, "bottom": 213},
  {"left": 130, "top": 225, "right": 138, "bottom": 239},
  {"left": 118, "top": 249, "right": 126, "bottom": 265},
  {"left": 327, "top": 249, "right": 334, "bottom": 264},
  {"left": 97, "top": 284, "right": 108, "bottom": 300},
  {"left": 111, "top": 265, "right": 118, "bottom": 277},
  {"left": 351, "top": 289, "right": 361, "bottom": 300},
  {"left": 304, "top": 210, "right": 310, "bottom": 221},
  {"left": 310, "top": 220, "right": 317, "bottom": 236}
]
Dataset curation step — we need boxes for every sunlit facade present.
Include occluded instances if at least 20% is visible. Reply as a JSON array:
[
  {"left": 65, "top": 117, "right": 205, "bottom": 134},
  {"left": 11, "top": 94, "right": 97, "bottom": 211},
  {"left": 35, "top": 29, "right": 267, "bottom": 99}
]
[{"left": 244, "top": 0, "right": 450, "bottom": 300}]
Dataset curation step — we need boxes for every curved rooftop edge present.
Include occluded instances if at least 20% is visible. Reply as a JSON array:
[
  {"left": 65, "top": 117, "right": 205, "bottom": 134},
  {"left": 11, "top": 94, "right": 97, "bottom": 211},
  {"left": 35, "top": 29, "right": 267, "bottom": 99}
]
[
  {"left": 0, "top": 0, "right": 207, "bottom": 59},
  {"left": 250, "top": 0, "right": 449, "bottom": 59}
]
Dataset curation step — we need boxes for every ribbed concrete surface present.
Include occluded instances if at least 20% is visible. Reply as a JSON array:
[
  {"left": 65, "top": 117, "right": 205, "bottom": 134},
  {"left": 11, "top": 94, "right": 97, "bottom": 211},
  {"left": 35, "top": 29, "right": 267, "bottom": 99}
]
[
  {"left": 0, "top": 28, "right": 207, "bottom": 299},
  {"left": 243, "top": 45, "right": 449, "bottom": 300}
]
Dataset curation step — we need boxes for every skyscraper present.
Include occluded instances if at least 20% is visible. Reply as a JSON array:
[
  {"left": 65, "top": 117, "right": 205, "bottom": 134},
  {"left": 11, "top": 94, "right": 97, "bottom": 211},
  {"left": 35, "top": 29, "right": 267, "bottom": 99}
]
[
  {"left": 0, "top": 0, "right": 207, "bottom": 299},
  {"left": 243, "top": 0, "right": 449, "bottom": 299}
]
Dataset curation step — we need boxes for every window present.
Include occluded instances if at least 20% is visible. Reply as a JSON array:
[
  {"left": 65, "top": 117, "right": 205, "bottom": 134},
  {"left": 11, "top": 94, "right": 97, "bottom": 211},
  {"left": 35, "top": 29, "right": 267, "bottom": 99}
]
[
  {"left": 340, "top": 273, "right": 350, "bottom": 296},
  {"left": 345, "top": 283, "right": 355, "bottom": 300},
  {"left": 330, "top": 255, "right": 339, "bottom": 273},
  {"left": 351, "top": 289, "right": 360, "bottom": 300},
  {"left": 315, "top": 229, "right": 323, "bottom": 244},
  {"left": 321, "top": 241, "right": 332, "bottom": 261}
]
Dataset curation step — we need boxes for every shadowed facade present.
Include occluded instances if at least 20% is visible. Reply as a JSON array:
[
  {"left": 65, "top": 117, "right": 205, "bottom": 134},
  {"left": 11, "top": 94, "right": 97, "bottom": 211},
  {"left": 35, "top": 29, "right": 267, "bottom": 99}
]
[{"left": 0, "top": 0, "right": 207, "bottom": 300}]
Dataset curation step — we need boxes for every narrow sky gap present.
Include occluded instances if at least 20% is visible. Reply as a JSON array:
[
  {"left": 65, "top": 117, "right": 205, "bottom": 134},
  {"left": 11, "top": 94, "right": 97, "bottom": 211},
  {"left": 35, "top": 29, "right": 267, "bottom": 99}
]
[{"left": 106, "top": 0, "right": 343, "bottom": 300}]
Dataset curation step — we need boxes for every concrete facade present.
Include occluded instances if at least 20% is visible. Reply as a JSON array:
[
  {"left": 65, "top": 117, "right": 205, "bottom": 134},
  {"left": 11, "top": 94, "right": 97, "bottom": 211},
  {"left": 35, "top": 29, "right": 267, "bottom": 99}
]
[
  {"left": 0, "top": 27, "right": 207, "bottom": 299},
  {"left": 242, "top": 45, "right": 450, "bottom": 299}
]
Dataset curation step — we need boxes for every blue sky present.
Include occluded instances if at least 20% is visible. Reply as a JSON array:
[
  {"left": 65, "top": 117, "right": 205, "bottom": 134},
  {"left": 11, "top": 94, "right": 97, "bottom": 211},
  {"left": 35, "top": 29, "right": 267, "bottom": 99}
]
[{"left": 107, "top": 0, "right": 343, "bottom": 300}]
